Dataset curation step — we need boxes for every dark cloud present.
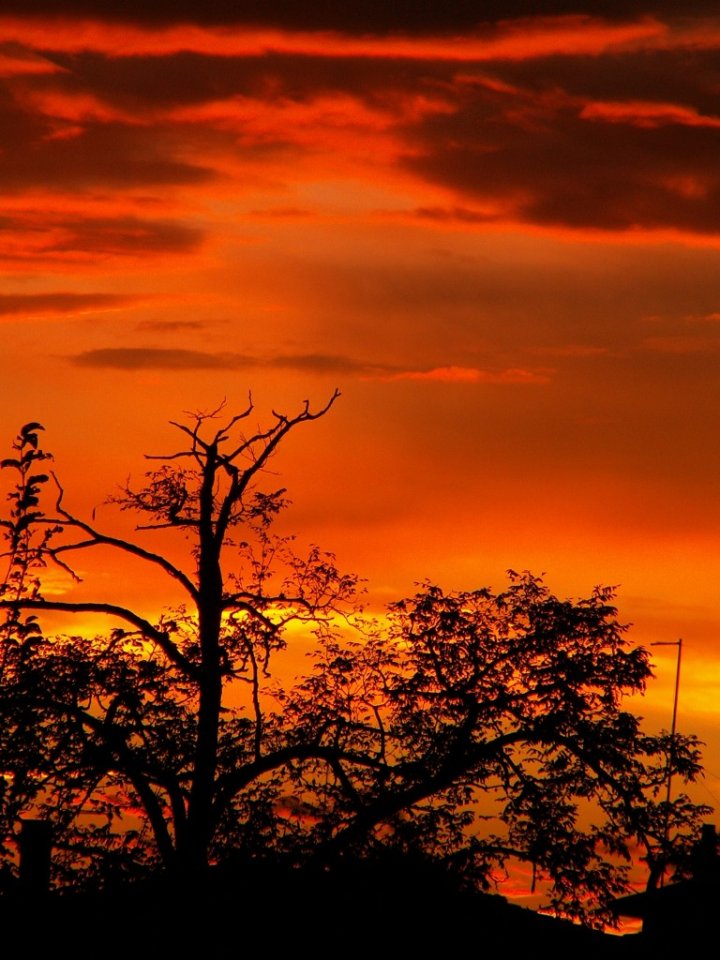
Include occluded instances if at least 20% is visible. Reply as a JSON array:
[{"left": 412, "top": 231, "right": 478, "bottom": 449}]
[
  {"left": 40, "top": 44, "right": 720, "bottom": 120},
  {"left": 273, "top": 353, "right": 372, "bottom": 374},
  {"left": 0, "top": 84, "right": 214, "bottom": 192},
  {"left": 403, "top": 82, "right": 720, "bottom": 235},
  {"left": 0, "top": 213, "right": 203, "bottom": 259},
  {"left": 412, "top": 206, "right": 497, "bottom": 225},
  {"left": 0, "top": 120, "right": 215, "bottom": 191},
  {"left": 11, "top": 43, "right": 718, "bottom": 240},
  {"left": 73, "top": 349, "right": 235, "bottom": 370},
  {"left": 0, "top": 292, "right": 137, "bottom": 316},
  {"left": 69, "top": 348, "right": 376, "bottom": 372},
  {"left": 37, "top": 50, "right": 447, "bottom": 111},
  {"left": 0, "top": 1, "right": 687, "bottom": 31},
  {"left": 492, "top": 48, "right": 720, "bottom": 119},
  {"left": 46, "top": 216, "right": 204, "bottom": 255},
  {"left": 68, "top": 347, "right": 551, "bottom": 385},
  {"left": 6, "top": 2, "right": 720, "bottom": 31},
  {"left": 4, "top": 12, "right": 720, "bottom": 242},
  {"left": 40, "top": 51, "right": 261, "bottom": 109},
  {"left": 135, "top": 320, "right": 205, "bottom": 331}
]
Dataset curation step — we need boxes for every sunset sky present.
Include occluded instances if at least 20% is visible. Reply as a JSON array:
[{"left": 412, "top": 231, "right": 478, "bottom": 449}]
[{"left": 2, "top": 2, "right": 720, "bottom": 809}]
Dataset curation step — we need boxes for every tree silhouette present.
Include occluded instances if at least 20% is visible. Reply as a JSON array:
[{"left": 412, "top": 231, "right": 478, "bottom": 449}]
[{"left": 0, "top": 400, "right": 709, "bottom": 924}]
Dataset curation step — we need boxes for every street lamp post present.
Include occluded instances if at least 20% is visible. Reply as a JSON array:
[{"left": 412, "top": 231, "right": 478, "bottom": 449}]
[{"left": 650, "top": 638, "right": 683, "bottom": 887}]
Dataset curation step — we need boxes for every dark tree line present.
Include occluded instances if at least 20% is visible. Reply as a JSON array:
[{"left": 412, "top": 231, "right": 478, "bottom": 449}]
[{"left": 0, "top": 399, "right": 709, "bottom": 925}]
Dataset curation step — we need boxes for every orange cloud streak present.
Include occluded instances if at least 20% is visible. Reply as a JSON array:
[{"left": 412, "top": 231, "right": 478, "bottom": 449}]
[
  {"left": 581, "top": 100, "right": 720, "bottom": 129},
  {"left": 0, "top": 15, "right": 668, "bottom": 61},
  {"left": 0, "top": 50, "right": 64, "bottom": 76},
  {"left": 385, "top": 366, "right": 552, "bottom": 384}
]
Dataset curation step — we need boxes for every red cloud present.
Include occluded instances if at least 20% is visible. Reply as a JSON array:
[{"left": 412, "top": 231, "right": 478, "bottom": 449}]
[
  {"left": 0, "top": 15, "right": 666, "bottom": 60},
  {"left": 581, "top": 100, "right": 720, "bottom": 129}
]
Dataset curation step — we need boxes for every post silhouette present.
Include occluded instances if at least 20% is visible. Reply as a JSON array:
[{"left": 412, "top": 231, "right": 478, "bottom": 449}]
[{"left": 18, "top": 819, "right": 52, "bottom": 895}]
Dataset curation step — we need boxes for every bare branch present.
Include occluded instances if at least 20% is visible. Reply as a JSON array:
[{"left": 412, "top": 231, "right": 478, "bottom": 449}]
[
  {"left": 213, "top": 743, "right": 385, "bottom": 820},
  {"left": 224, "top": 390, "right": 339, "bottom": 467},
  {"left": 145, "top": 451, "right": 197, "bottom": 462},
  {"left": 212, "top": 392, "right": 340, "bottom": 545},
  {"left": 0, "top": 598, "right": 198, "bottom": 679},
  {"left": 49, "top": 473, "right": 199, "bottom": 601},
  {"left": 48, "top": 699, "right": 178, "bottom": 868}
]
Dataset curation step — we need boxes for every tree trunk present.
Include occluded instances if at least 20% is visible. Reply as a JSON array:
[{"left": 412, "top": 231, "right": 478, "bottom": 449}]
[{"left": 181, "top": 449, "right": 223, "bottom": 875}]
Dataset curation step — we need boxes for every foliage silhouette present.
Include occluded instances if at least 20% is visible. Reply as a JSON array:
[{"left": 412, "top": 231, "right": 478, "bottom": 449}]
[{"left": 0, "top": 399, "right": 709, "bottom": 925}]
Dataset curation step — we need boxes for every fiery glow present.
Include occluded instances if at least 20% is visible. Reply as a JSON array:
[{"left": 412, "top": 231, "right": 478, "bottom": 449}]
[{"left": 0, "top": 3, "right": 718, "bottom": 822}]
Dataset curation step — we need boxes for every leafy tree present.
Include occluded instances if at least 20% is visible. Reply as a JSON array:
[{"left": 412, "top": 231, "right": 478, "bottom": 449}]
[
  {"left": 0, "top": 397, "right": 358, "bottom": 883},
  {"left": 0, "top": 400, "right": 709, "bottom": 924}
]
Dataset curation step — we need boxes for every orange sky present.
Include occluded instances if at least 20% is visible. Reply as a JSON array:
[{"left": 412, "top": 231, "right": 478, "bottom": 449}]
[{"left": 2, "top": 2, "right": 720, "bottom": 816}]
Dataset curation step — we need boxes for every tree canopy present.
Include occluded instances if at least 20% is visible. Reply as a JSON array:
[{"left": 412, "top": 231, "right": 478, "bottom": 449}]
[{"left": 0, "top": 399, "right": 709, "bottom": 925}]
